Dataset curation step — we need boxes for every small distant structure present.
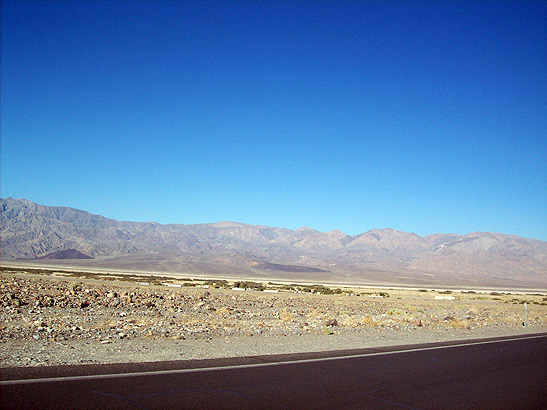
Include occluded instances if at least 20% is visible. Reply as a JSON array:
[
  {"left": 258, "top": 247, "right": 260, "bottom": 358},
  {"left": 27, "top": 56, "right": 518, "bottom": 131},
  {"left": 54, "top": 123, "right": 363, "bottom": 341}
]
[
  {"left": 435, "top": 295, "right": 456, "bottom": 300},
  {"left": 263, "top": 289, "right": 278, "bottom": 293},
  {"left": 368, "top": 292, "right": 389, "bottom": 298},
  {"left": 162, "top": 283, "right": 182, "bottom": 287},
  {"left": 231, "top": 287, "right": 245, "bottom": 291}
]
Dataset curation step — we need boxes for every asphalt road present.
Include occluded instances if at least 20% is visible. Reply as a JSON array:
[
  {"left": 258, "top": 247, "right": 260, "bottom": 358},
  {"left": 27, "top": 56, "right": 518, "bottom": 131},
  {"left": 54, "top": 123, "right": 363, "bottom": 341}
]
[{"left": 2, "top": 334, "right": 546, "bottom": 410}]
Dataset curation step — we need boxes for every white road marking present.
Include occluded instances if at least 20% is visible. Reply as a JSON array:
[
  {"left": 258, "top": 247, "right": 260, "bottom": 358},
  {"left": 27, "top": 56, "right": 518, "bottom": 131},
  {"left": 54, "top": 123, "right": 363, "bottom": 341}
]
[{"left": 2, "top": 334, "right": 546, "bottom": 386}]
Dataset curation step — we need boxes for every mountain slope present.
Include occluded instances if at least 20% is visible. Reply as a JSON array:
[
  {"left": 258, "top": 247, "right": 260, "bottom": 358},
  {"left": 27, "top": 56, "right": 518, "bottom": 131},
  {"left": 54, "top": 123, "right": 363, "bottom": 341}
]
[{"left": 1, "top": 198, "right": 546, "bottom": 288}]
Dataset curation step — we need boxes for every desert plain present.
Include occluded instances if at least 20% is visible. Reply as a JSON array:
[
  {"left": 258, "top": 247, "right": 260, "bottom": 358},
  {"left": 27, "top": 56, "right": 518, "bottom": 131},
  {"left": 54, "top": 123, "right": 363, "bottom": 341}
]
[{"left": 1, "top": 266, "right": 546, "bottom": 368}]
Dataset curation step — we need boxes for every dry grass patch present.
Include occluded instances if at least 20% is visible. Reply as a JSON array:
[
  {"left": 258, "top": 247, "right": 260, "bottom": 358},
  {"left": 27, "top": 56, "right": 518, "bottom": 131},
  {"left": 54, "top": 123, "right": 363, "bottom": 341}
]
[
  {"left": 279, "top": 309, "right": 295, "bottom": 322},
  {"left": 445, "top": 318, "right": 471, "bottom": 328},
  {"left": 337, "top": 314, "right": 377, "bottom": 328},
  {"left": 214, "top": 306, "right": 231, "bottom": 317}
]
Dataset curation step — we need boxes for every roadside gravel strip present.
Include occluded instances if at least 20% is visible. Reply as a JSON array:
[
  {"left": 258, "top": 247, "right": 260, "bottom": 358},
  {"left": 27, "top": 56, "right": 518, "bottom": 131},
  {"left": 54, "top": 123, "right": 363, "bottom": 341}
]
[
  {"left": 2, "top": 333, "right": 547, "bottom": 384},
  {"left": 1, "top": 272, "right": 546, "bottom": 369}
]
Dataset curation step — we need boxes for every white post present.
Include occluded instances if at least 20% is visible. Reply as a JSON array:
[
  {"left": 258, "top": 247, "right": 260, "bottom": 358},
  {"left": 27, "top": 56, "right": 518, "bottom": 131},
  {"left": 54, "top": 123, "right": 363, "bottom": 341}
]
[{"left": 524, "top": 302, "right": 527, "bottom": 327}]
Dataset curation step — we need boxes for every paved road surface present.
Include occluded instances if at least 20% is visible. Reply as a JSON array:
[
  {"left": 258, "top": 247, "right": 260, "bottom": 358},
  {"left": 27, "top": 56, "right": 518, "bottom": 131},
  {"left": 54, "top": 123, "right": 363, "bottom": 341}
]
[{"left": 2, "top": 334, "right": 546, "bottom": 409}]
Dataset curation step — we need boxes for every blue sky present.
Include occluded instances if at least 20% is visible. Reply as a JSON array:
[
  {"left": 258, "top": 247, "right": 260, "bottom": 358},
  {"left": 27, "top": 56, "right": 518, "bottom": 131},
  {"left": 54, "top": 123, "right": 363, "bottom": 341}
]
[{"left": 2, "top": 0, "right": 546, "bottom": 240}]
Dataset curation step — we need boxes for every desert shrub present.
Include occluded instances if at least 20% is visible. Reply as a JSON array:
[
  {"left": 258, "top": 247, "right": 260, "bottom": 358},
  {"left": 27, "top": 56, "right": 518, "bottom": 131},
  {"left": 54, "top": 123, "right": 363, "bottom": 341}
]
[
  {"left": 314, "top": 286, "right": 334, "bottom": 295},
  {"left": 447, "top": 318, "right": 470, "bottom": 328},
  {"left": 204, "top": 279, "right": 228, "bottom": 288},
  {"left": 233, "top": 281, "right": 264, "bottom": 291},
  {"left": 279, "top": 309, "right": 295, "bottom": 322},
  {"left": 215, "top": 307, "right": 230, "bottom": 316}
]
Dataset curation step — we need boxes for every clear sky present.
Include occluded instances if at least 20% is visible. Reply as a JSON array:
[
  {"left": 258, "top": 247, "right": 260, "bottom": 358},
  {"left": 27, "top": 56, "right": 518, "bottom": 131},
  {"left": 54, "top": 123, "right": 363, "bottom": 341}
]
[{"left": 1, "top": 0, "right": 546, "bottom": 240}]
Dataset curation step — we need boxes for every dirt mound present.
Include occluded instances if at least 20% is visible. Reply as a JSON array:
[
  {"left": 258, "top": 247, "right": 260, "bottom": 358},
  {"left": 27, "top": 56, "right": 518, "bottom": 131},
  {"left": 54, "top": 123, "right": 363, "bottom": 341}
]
[
  {"left": 37, "top": 249, "right": 94, "bottom": 260},
  {"left": 257, "top": 262, "right": 328, "bottom": 272}
]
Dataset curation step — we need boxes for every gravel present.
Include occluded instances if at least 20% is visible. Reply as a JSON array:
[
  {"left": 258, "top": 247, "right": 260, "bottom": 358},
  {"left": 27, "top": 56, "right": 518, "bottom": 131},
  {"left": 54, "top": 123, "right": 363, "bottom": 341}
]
[{"left": 2, "top": 274, "right": 546, "bottom": 367}]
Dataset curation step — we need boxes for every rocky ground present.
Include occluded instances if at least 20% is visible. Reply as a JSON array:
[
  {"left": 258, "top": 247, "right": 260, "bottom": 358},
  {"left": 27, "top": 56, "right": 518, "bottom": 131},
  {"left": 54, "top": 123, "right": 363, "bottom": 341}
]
[{"left": 1, "top": 272, "right": 546, "bottom": 367}]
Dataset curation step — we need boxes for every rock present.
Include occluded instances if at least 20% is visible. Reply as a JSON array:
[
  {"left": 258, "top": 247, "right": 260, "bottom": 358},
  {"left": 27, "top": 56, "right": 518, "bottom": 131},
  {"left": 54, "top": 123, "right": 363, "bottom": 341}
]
[
  {"left": 324, "top": 319, "right": 338, "bottom": 327},
  {"left": 143, "top": 299, "right": 155, "bottom": 307},
  {"left": 414, "top": 319, "right": 423, "bottom": 327}
]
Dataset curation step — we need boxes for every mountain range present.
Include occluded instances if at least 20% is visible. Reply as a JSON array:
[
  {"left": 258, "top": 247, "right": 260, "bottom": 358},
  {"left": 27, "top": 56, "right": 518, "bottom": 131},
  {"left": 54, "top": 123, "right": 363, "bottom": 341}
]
[{"left": 1, "top": 197, "right": 546, "bottom": 289}]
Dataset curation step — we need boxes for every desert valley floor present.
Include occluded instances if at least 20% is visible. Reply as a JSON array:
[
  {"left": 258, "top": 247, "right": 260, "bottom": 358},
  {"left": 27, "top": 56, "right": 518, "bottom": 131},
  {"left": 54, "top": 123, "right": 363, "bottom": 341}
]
[{"left": 1, "top": 266, "right": 546, "bottom": 368}]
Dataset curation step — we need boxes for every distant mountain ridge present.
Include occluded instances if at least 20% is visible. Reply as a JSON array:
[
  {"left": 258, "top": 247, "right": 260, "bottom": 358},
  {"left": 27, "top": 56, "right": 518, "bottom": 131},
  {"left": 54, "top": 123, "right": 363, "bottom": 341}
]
[{"left": 1, "top": 198, "right": 546, "bottom": 288}]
